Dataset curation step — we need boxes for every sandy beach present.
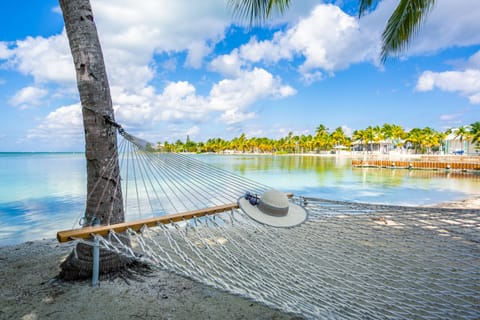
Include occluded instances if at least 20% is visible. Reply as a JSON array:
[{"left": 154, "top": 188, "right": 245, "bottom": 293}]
[
  {"left": 0, "top": 239, "right": 302, "bottom": 320},
  {"left": 1, "top": 195, "right": 478, "bottom": 320}
]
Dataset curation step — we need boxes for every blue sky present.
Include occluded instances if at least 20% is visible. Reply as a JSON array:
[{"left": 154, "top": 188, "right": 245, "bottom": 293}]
[{"left": 0, "top": 0, "right": 479, "bottom": 151}]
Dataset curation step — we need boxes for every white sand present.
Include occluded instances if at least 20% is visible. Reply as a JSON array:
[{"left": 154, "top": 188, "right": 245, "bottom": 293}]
[
  {"left": 430, "top": 194, "right": 480, "bottom": 209},
  {"left": 1, "top": 196, "right": 478, "bottom": 320},
  {"left": 0, "top": 240, "right": 299, "bottom": 320}
]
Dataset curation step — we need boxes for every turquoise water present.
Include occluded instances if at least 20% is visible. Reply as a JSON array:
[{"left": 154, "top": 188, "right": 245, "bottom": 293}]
[{"left": 1, "top": 152, "right": 479, "bottom": 245}]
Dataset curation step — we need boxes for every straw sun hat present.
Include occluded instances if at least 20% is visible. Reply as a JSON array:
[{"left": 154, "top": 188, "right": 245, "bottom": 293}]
[{"left": 238, "top": 189, "right": 307, "bottom": 227}]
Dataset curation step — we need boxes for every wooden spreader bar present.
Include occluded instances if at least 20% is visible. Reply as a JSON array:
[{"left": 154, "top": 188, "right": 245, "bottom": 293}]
[
  {"left": 57, "top": 193, "right": 293, "bottom": 243},
  {"left": 57, "top": 203, "right": 238, "bottom": 243}
]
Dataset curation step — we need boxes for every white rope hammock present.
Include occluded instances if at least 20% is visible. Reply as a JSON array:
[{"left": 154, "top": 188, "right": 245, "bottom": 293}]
[{"left": 69, "top": 130, "right": 480, "bottom": 319}]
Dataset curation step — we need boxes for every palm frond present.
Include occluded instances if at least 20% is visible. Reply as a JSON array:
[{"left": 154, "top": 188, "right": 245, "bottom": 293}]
[
  {"left": 381, "top": 0, "right": 436, "bottom": 62},
  {"left": 358, "top": 0, "right": 378, "bottom": 17},
  {"left": 228, "top": 0, "right": 291, "bottom": 25}
]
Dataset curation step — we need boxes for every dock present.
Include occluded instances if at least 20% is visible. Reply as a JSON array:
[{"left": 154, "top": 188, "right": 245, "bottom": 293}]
[{"left": 352, "top": 156, "right": 480, "bottom": 172}]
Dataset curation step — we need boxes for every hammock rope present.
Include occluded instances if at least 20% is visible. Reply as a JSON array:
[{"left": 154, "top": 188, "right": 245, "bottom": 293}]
[
  {"left": 65, "top": 129, "right": 479, "bottom": 320},
  {"left": 88, "top": 200, "right": 479, "bottom": 319}
]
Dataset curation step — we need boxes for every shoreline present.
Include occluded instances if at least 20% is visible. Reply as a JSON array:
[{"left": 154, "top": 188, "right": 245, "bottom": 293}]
[
  {"left": 1, "top": 196, "right": 478, "bottom": 320},
  {"left": 429, "top": 193, "right": 480, "bottom": 209}
]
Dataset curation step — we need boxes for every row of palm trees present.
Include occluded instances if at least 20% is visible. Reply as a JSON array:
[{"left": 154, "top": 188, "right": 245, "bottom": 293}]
[{"left": 155, "top": 122, "right": 480, "bottom": 154}]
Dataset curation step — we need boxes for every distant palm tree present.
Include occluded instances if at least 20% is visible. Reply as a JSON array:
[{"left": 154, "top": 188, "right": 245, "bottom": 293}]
[
  {"left": 331, "top": 127, "right": 348, "bottom": 147},
  {"left": 359, "top": 0, "right": 436, "bottom": 62},
  {"left": 470, "top": 122, "right": 480, "bottom": 150},
  {"left": 353, "top": 129, "right": 370, "bottom": 153},
  {"left": 454, "top": 125, "right": 473, "bottom": 154},
  {"left": 230, "top": 0, "right": 436, "bottom": 61},
  {"left": 405, "top": 128, "right": 422, "bottom": 153},
  {"left": 315, "top": 124, "right": 330, "bottom": 151}
]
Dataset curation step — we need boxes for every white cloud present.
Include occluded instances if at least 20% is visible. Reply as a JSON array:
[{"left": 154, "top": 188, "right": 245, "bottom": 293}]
[
  {"left": 288, "top": 4, "right": 370, "bottom": 72},
  {"left": 2, "top": 0, "right": 233, "bottom": 97},
  {"left": 239, "top": 34, "right": 293, "bottom": 64},
  {"left": 416, "top": 71, "right": 436, "bottom": 91},
  {"left": 220, "top": 109, "right": 256, "bottom": 124},
  {"left": 302, "top": 71, "right": 324, "bottom": 85},
  {"left": 341, "top": 125, "right": 353, "bottom": 137},
  {"left": 11, "top": 34, "right": 75, "bottom": 85},
  {"left": 209, "top": 49, "right": 242, "bottom": 77},
  {"left": 9, "top": 86, "right": 48, "bottom": 108},
  {"left": 416, "top": 50, "right": 480, "bottom": 104},
  {"left": 219, "top": 3, "right": 385, "bottom": 82},
  {"left": 208, "top": 68, "right": 296, "bottom": 125},
  {"left": 468, "top": 51, "right": 480, "bottom": 68},
  {"left": 0, "top": 42, "right": 13, "bottom": 59},
  {"left": 114, "top": 67, "right": 295, "bottom": 127},
  {"left": 409, "top": 0, "right": 480, "bottom": 55},
  {"left": 185, "top": 41, "right": 213, "bottom": 68},
  {"left": 440, "top": 113, "right": 462, "bottom": 121},
  {"left": 219, "top": 0, "right": 480, "bottom": 78},
  {"left": 27, "top": 103, "right": 83, "bottom": 141},
  {"left": 92, "top": 0, "right": 230, "bottom": 71}
]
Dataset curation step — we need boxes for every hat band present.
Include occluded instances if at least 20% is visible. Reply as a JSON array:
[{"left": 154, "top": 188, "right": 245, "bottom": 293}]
[{"left": 258, "top": 200, "right": 288, "bottom": 216}]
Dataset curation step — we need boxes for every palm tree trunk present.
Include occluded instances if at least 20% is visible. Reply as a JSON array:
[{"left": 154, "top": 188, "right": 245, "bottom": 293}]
[
  {"left": 59, "top": 0, "right": 123, "bottom": 225},
  {"left": 58, "top": 0, "right": 127, "bottom": 280}
]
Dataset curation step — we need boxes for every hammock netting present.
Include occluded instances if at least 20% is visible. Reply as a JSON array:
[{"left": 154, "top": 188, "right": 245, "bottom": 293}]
[{"left": 72, "top": 131, "right": 480, "bottom": 320}]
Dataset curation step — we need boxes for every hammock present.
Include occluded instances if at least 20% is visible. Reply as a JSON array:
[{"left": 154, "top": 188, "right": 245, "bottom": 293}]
[{"left": 60, "top": 129, "right": 480, "bottom": 320}]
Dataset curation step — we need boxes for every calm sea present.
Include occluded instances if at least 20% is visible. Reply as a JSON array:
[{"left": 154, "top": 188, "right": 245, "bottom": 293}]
[{"left": 1, "top": 152, "right": 479, "bottom": 246}]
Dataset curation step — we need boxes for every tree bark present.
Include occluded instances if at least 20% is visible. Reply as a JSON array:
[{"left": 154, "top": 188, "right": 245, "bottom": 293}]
[
  {"left": 58, "top": 0, "right": 126, "bottom": 280},
  {"left": 59, "top": 0, "right": 124, "bottom": 226}
]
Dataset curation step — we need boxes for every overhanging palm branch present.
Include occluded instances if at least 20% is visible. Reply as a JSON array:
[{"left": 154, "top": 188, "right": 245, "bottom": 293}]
[
  {"left": 358, "top": 0, "right": 377, "bottom": 17},
  {"left": 228, "top": 0, "right": 291, "bottom": 25},
  {"left": 357, "top": 0, "right": 436, "bottom": 62},
  {"left": 232, "top": 0, "right": 436, "bottom": 63},
  {"left": 379, "top": 0, "right": 436, "bottom": 62}
]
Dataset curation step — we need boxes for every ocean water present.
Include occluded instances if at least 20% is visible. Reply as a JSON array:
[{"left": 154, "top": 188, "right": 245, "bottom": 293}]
[{"left": 1, "top": 152, "right": 479, "bottom": 246}]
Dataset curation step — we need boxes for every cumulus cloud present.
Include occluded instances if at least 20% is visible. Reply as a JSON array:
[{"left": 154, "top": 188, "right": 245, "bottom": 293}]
[
  {"left": 92, "top": 0, "right": 230, "bottom": 71},
  {"left": 214, "top": 3, "right": 386, "bottom": 82},
  {"left": 9, "top": 86, "right": 48, "bottom": 108},
  {"left": 416, "top": 50, "right": 480, "bottom": 104},
  {"left": 0, "top": 42, "right": 13, "bottom": 60},
  {"left": 408, "top": 0, "right": 480, "bottom": 55},
  {"left": 2, "top": 0, "right": 233, "bottom": 95},
  {"left": 209, "top": 68, "right": 295, "bottom": 110},
  {"left": 218, "top": 108, "right": 255, "bottom": 124},
  {"left": 27, "top": 103, "right": 83, "bottom": 141},
  {"left": 209, "top": 49, "right": 242, "bottom": 77},
  {"left": 9, "top": 34, "right": 75, "bottom": 85},
  {"left": 214, "top": 0, "right": 480, "bottom": 79},
  {"left": 114, "top": 67, "right": 295, "bottom": 127}
]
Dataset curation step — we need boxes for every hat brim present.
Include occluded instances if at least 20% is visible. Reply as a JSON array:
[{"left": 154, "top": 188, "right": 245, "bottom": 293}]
[{"left": 238, "top": 197, "right": 307, "bottom": 228}]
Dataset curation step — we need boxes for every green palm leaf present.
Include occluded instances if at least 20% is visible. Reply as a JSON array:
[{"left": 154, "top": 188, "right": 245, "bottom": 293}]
[
  {"left": 232, "top": 0, "right": 436, "bottom": 62},
  {"left": 471, "top": 122, "right": 480, "bottom": 144},
  {"left": 358, "top": 0, "right": 377, "bottom": 17},
  {"left": 381, "top": 0, "right": 435, "bottom": 62},
  {"left": 228, "top": 0, "right": 291, "bottom": 25}
]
